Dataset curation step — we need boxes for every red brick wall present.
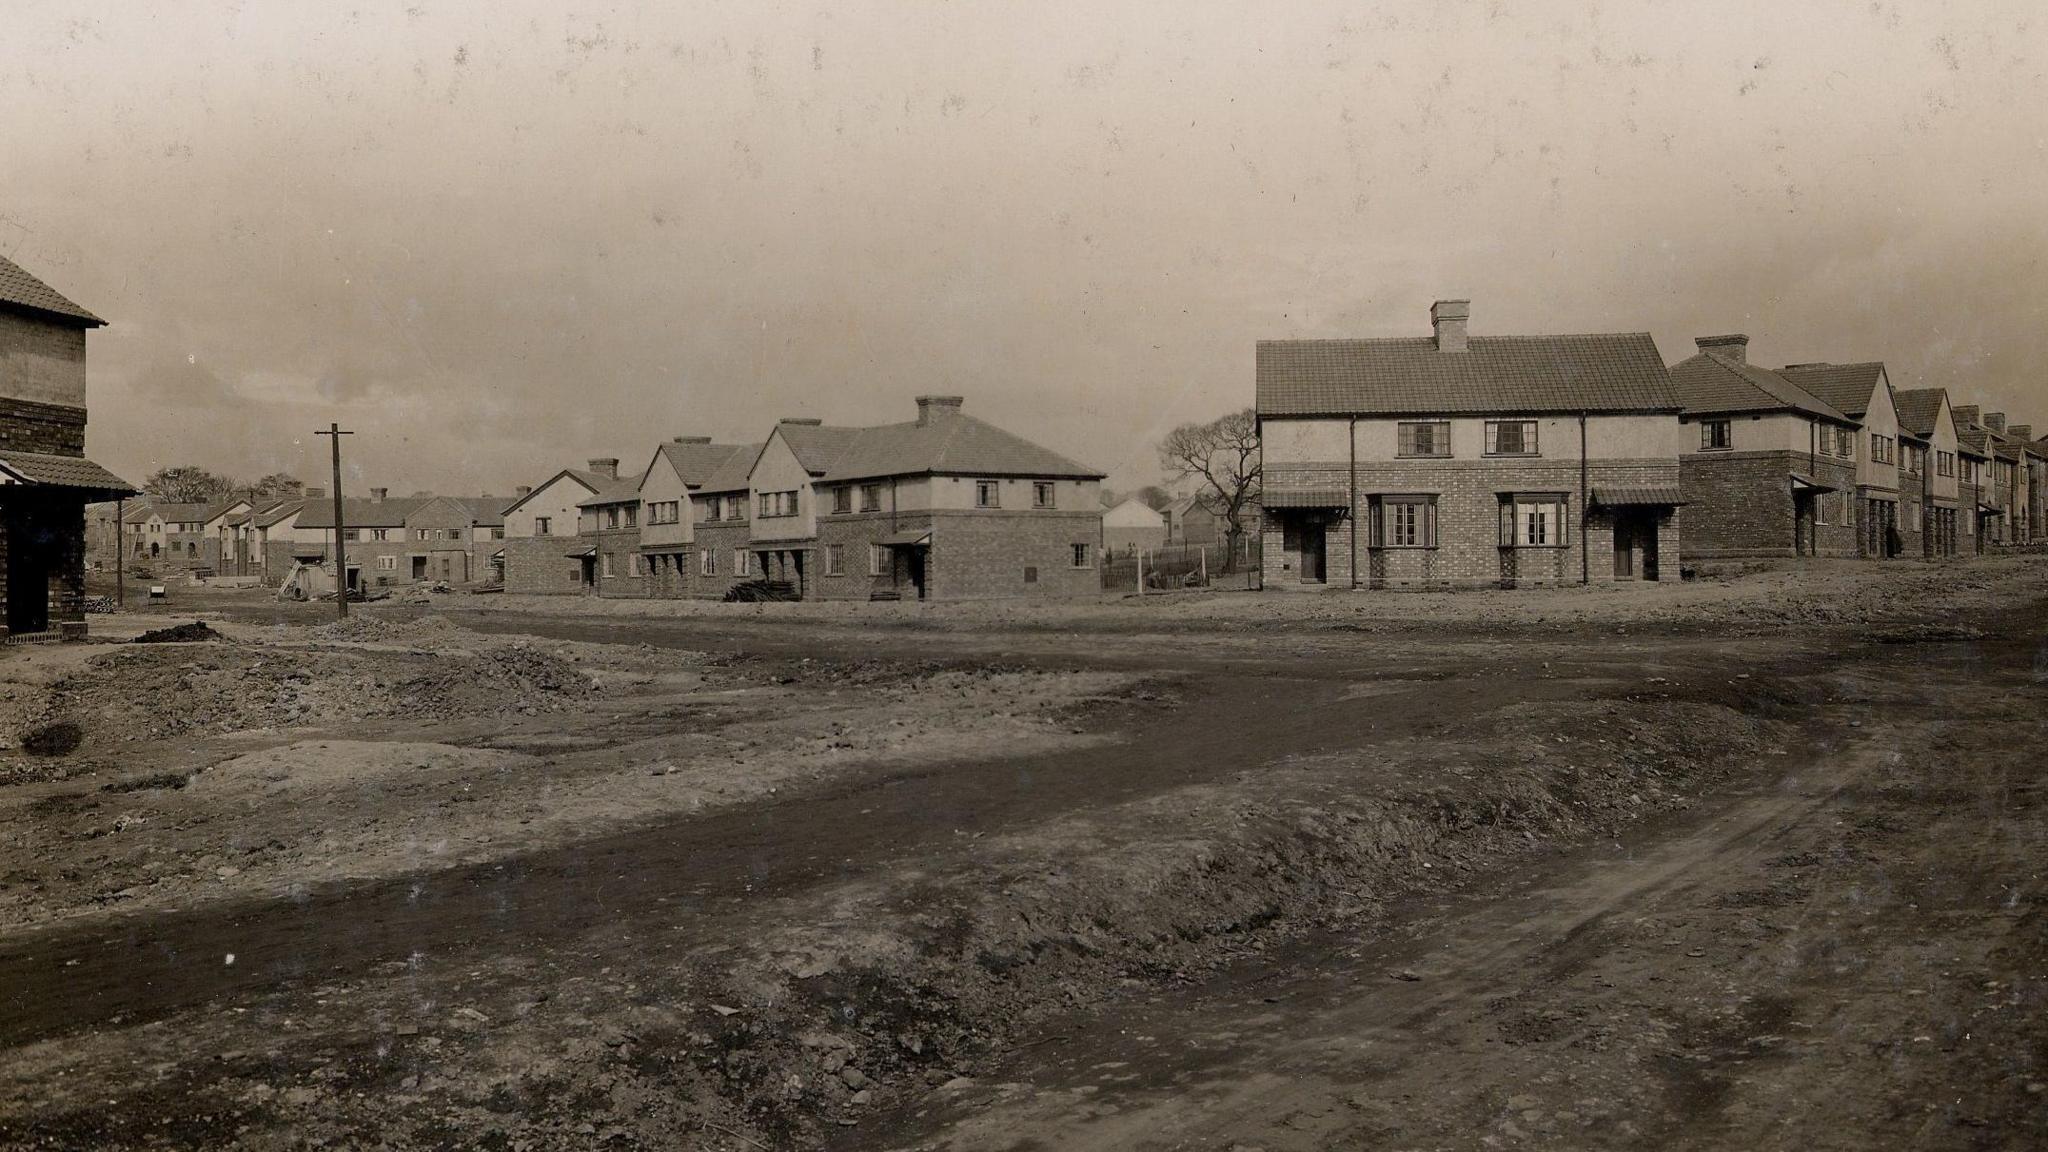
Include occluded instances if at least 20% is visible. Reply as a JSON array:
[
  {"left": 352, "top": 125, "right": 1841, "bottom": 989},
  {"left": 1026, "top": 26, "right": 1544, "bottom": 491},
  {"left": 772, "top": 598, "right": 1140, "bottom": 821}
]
[
  {"left": 1263, "top": 457, "right": 1679, "bottom": 587},
  {"left": 1678, "top": 451, "right": 1857, "bottom": 559}
]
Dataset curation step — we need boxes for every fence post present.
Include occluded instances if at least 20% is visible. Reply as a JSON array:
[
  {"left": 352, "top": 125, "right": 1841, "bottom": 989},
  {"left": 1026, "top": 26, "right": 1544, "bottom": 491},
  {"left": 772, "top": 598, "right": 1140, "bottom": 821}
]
[
  {"left": 1138, "top": 549, "right": 1146, "bottom": 596},
  {"left": 1200, "top": 545, "right": 1208, "bottom": 586}
]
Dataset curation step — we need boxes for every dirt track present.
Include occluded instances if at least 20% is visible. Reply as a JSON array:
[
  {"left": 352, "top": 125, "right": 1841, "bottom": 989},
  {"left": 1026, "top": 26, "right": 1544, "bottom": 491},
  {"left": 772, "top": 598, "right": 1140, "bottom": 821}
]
[{"left": 2, "top": 562, "right": 2045, "bottom": 1150}]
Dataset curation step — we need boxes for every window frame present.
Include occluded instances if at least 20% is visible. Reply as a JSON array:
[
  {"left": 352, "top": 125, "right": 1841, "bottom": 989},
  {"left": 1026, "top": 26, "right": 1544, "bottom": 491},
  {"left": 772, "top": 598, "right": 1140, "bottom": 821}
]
[
  {"left": 534, "top": 516, "right": 551, "bottom": 536},
  {"left": 1033, "top": 481, "right": 1057, "bottom": 509},
  {"left": 868, "top": 543, "right": 888, "bottom": 577},
  {"left": 1373, "top": 494, "right": 1438, "bottom": 549},
  {"left": 1499, "top": 493, "right": 1570, "bottom": 549},
  {"left": 859, "top": 483, "right": 883, "bottom": 512},
  {"left": 1070, "top": 542, "right": 1092, "bottom": 568},
  {"left": 700, "top": 548, "right": 716, "bottom": 577},
  {"left": 832, "top": 486, "right": 852, "bottom": 515},
  {"left": 1397, "top": 421, "right": 1452, "bottom": 459},
  {"left": 734, "top": 549, "right": 751, "bottom": 577},
  {"left": 975, "top": 480, "right": 1001, "bottom": 509},
  {"left": 1484, "top": 419, "right": 1539, "bottom": 457},
  {"left": 824, "top": 543, "right": 844, "bottom": 575},
  {"left": 1700, "top": 419, "right": 1733, "bottom": 451}
]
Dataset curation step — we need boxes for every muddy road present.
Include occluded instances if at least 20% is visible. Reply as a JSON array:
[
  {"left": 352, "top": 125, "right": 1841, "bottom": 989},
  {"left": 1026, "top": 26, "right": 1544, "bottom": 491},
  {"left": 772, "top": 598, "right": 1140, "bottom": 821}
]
[{"left": 1, "top": 575, "right": 2044, "bottom": 1150}]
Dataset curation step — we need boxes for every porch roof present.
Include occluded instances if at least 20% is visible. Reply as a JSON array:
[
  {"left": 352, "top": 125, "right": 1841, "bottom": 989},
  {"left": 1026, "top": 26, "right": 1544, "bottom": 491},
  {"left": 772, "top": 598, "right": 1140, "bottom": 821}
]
[
  {"left": 1789, "top": 472, "right": 1838, "bottom": 493},
  {"left": 565, "top": 545, "right": 598, "bottom": 558},
  {"left": 1263, "top": 488, "right": 1351, "bottom": 509},
  {"left": 880, "top": 528, "right": 932, "bottom": 546},
  {"left": 1591, "top": 485, "right": 1687, "bottom": 506},
  {"left": 0, "top": 450, "right": 138, "bottom": 499}
]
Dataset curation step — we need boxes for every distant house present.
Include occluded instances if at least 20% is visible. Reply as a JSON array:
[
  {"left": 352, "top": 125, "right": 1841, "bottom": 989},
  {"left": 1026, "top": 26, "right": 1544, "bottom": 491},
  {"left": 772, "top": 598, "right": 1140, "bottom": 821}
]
[
  {"left": 574, "top": 459, "right": 644, "bottom": 596},
  {"left": 1892, "top": 388, "right": 1964, "bottom": 557},
  {"left": 289, "top": 488, "right": 508, "bottom": 590},
  {"left": 634, "top": 437, "right": 754, "bottom": 598},
  {"left": 1257, "top": 300, "right": 1683, "bottom": 588},
  {"left": 124, "top": 500, "right": 218, "bottom": 569},
  {"left": 1163, "top": 492, "right": 1261, "bottom": 553},
  {"left": 500, "top": 463, "right": 612, "bottom": 595},
  {"left": 1669, "top": 335, "right": 1861, "bottom": 559},
  {"left": 1102, "top": 497, "right": 1166, "bottom": 556}
]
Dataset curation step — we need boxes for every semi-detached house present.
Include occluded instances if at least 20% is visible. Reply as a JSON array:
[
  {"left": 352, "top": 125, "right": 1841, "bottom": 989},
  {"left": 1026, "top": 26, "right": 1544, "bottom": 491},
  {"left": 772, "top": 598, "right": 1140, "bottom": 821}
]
[
  {"left": 1891, "top": 388, "right": 1964, "bottom": 557},
  {"left": 1773, "top": 361, "right": 1908, "bottom": 558},
  {"left": 1256, "top": 300, "right": 1684, "bottom": 589},
  {"left": 1668, "top": 335, "right": 1861, "bottom": 559}
]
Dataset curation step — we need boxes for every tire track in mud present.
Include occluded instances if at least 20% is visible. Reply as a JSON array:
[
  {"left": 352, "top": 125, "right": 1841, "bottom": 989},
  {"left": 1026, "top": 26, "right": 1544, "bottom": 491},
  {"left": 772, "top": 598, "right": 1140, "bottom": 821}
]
[{"left": 0, "top": 662, "right": 1631, "bottom": 1050}]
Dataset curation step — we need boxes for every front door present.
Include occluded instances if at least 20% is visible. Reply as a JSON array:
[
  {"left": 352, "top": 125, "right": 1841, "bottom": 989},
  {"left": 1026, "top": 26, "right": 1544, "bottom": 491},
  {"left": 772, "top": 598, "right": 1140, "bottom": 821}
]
[
  {"left": 906, "top": 547, "right": 927, "bottom": 600},
  {"left": 1299, "top": 523, "right": 1327, "bottom": 583},
  {"left": 1793, "top": 493, "right": 1813, "bottom": 556},
  {"left": 6, "top": 521, "right": 49, "bottom": 635},
  {"left": 411, "top": 556, "right": 428, "bottom": 580},
  {"left": 1613, "top": 510, "right": 1659, "bottom": 580},
  {"left": 1614, "top": 516, "right": 1636, "bottom": 579}
]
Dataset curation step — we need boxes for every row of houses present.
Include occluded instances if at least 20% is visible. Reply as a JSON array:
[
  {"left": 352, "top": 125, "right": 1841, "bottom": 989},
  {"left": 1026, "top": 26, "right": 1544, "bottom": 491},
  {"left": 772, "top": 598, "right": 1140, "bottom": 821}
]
[
  {"left": 1256, "top": 300, "right": 2048, "bottom": 587},
  {"left": 92, "top": 488, "right": 521, "bottom": 591},
  {"left": 497, "top": 395, "right": 1108, "bottom": 601}
]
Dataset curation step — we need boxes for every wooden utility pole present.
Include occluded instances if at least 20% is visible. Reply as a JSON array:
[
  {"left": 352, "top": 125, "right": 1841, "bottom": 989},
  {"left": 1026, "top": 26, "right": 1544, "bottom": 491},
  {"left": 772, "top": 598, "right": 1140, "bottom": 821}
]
[
  {"left": 315, "top": 423, "right": 354, "bottom": 618},
  {"left": 114, "top": 497, "right": 125, "bottom": 609}
]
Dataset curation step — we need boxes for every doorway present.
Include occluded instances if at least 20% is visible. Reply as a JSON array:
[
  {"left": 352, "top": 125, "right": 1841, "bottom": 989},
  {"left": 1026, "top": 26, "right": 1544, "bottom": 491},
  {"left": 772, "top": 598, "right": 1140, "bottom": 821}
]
[
  {"left": 1613, "top": 510, "right": 1660, "bottom": 581},
  {"left": 6, "top": 523, "right": 50, "bottom": 635},
  {"left": 411, "top": 555, "right": 428, "bottom": 581},
  {"left": 1298, "top": 523, "right": 1327, "bottom": 584},
  {"left": 905, "top": 546, "right": 927, "bottom": 600}
]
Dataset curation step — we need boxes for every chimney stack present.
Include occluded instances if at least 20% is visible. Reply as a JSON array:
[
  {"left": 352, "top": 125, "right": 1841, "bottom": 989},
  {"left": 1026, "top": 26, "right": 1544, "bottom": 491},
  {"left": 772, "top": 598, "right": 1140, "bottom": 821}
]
[
  {"left": 1695, "top": 334, "right": 1749, "bottom": 364},
  {"left": 672, "top": 435, "right": 712, "bottom": 444},
  {"left": 915, "top": 395, "right": 965, "bottom": 426},
  {"left": 304, "top": 487, "right": 325, "bottom": 500},
  {"left": 2008, "top": 424, "right": 2033, "bottom": 442},
  {"left": 370, "top": 487, "right": 388, "bottom": 502},
  {"left": 1430, "top": 300, "right": 1470, "bottom": 353},
  {"left": 779, "top": 417, "right": 823, "bottom": 427},
  {"left": 588, "top": 457, "right": 620, "bottom": 479},
  {"left": 515, "top": 485, "right": 533, "bottom": 498},
  {"left": 1954, "top": 404, "right": 1980, "bottom": 428},
  {"left": 1985, "top": 413, "right": 2007, "bottom": 434}
]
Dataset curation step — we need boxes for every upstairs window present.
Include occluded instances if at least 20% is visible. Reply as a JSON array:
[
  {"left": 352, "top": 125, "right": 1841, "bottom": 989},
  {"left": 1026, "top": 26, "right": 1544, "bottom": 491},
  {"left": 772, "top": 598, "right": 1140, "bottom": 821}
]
[
  {"left": 535, "top": 516, "right": 551, "bottom": 536},
  {"left": 860, "top": 483, "right": 883, "bottom": 512},
  {"left": 976, "top": 480, "right": 1001, "bottom": 508},
  {"left": 623, "top": 506, "right": 637, "bottom": 528},
  {"left": 832, "top": 486, "right": 853, "bottom": 515},
  {"left": 1485, "top": 420, "right": 1538, "bottom": 456},
  {"left": 1397, "top": 421, "right": 1451, "bottom": 458},
  {"left": 1701, "top": 420, "right": 1732, "bottom": 451},
  {"left": 1937, "top": 451, "right": 1955, "bottom": 478},
  {"left": 1034, "top": 481, "right": 1056, "bottom": 509},
  {"left": 1836, "top": 427, "right": 1854, "bottom": 457},
  {"left": 757, "top": 491, "right": 798, "bottom": 518}
]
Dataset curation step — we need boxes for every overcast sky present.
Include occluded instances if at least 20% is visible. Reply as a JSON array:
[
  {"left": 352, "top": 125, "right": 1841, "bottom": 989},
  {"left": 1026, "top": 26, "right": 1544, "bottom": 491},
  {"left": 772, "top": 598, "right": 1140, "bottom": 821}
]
[{"left": 3, "top": 1, "right": 2043, "bottom": 494}]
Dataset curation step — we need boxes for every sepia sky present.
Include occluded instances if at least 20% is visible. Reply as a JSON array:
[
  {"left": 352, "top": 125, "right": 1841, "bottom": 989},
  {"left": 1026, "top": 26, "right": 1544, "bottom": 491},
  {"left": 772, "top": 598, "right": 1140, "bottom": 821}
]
[{"left": 2, "top": 1, "right": 2044, "bottom": 494}]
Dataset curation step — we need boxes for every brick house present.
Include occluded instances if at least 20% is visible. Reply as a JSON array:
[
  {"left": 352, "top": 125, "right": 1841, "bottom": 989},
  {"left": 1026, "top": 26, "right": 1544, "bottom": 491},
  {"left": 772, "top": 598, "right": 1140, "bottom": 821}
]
[
  {"left": 574, "top": 459, "right": 645, "bottom": 596},
  {"left": 1891, "top": 389, "right": 1964, "bottom": 557},
  {"left": 1775, "top": 361, "right": 1907, "bottom": 557},
  {"left": 0, "top": 254, "right": 135, "bottom": 638},
  {"left": 122, "top": 500, "right": 216, "bottom": 569},
  {"left": 288, "top": 489, "right": 507, "bottom": 590},
  {"left": 1669, "top": 335, "right": 1861, "bottom": 559},
  {"left": 1256, "top": 300, "right": 1683, "bottom": 589},
  {"left": 687, "top": 444, "right": 762, "bottom": 599},
  {"left": 633, "top": 437, "right": 753, "bottom": 598},
  {"left": 500, "top": 466, "right": 607, "bottom": 595}
]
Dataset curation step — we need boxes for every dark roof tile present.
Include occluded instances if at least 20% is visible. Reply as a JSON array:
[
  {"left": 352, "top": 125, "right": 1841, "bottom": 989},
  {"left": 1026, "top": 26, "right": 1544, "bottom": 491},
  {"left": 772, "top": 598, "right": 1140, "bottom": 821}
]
[
  {"left": 1257, "top": 332, "right": 1676, "bottom": 416},
  {"left": 0, "top": 254, "right": 102, "bottom": 326}
]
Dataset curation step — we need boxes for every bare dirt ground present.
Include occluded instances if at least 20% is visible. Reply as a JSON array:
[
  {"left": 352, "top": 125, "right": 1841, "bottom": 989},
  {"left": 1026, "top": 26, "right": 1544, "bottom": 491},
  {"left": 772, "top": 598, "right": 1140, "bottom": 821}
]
[{"left": 3, "top": 558, "right": 2045, "bottom": 1150}]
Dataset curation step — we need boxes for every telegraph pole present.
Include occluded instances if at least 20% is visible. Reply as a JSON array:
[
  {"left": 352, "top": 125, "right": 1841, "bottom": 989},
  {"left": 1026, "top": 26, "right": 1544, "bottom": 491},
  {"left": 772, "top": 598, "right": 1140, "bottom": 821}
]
[{"left": 315, "top": 423, "right": 354, "bottom": 618}]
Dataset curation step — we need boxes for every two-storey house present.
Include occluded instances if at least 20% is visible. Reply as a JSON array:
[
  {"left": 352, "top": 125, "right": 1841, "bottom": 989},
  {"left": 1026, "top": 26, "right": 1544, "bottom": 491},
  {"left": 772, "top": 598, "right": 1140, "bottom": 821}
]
[
  {"left": 0, "top": 255, "right": 134, "bottom": 637},
  {"left": 1777, "top": 361, "right": 1905, "bottom": 557},
  {"left": 1257, "top": 300, "right": 1684, "bottom": 589},
  {"left": 574, "top": 459, "right": 643, "bottom": 595},
  {"left": 1669, "top": 335, "right": 1861, "bottom": 559},
  {"left": 1892, "top": 389, "right": 1963, "bottom": 557},
  {"left": 634, "top": 437, "right": 753, "bottom": 598}
]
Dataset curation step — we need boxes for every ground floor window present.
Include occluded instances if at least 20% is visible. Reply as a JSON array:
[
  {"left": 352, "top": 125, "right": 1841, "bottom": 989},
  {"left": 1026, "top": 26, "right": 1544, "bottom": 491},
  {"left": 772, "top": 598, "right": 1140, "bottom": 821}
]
[
  {"left": 701, "top": 549, "right": 716, "bottom": 576},
  {"left": 825, "top": 543, "right": 844, "bottom": 575},
  {"left": 601, "top": 553, "right": 614, "bottom": 578},
  {"left": 869, "top": 544, "right": 888, "bottom": 576},
  {"left": 1373, "top": 495, "right": 1438, "bottom": 548},
  {"left": 632, "top": 554, "right": 646, "bottom": 576},
  {"left": 1501, "top": 495, "right": 1568, "bottom": 548},
  {"left": 1071, "top": 543, "right": 1092, "bottom": 568},
  {"left": 733, "top": 549, "right": 750, "bottom": 577},
  {"left": 377, "top": 555, "right": 397, "bottom": 571}
]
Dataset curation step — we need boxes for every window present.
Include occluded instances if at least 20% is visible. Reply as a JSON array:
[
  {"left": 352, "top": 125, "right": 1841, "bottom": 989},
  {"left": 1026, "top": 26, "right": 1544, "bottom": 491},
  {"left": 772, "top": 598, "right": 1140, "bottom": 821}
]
[
  {"left": 1701, "top": 420, "right": 1732, "bottom": 451},
  {"left": 377, "top": 555, "right": 396, "bottom": 570},
  {"left": 860, "top": 483, "right": 883, "bottom": 512},
  {"left": 869, "top": 543, "right": 888, "bottom": 576},
  {"left": 1486, "top": 420, "right": 1539, "bottom": 456},
  {"left": 1033, "top": 482, "right": 1056, "bottom": 509},
  {"left": 604, "top": 507, "right": 621, "bottom": 530},
  {"left": 734, "top": 549, "right": 751, "bottom": 576},
  {"left": 448, "top": 528, "right": 463, "bottom": 541},
  {"left": 1070, "top": 543, "right": 1092, "bottom": 568},
  {"left": 1871, "top": 433, "right": 1890, "bottom": 464},
  {"left": 648, "top": 501, "right": 680, "bottom": 525},
  {"left": 1024, "top": 566, "right": 1038, "bottom": 583},
  {"left": 632, "top": 554, "right": 646, "bottom": 576},
  {"left": 825, "top": 544, "right": 844, "bottom": 575},
  {"left": 700, "top": 549, "right": 716, "bottom": 576},
  {"left": 1815, "top": 490, "right": 1830, "bottom": 526},
  {"left": 416, "top": 528, "right": 431, "bottom": 541},
  {"left": 535, "top": 516, "right": 552, "bottom": 536},
  {"left": 976, "top": 480, "right": 1000, "bottom": 508},
  {"left": 1398, "top": 421, "right": 1451, "bottom": 458},
  {"left": 1937, "top": 451, "right": 1955, "bottom": 478},
  {"left": 1375, "top": 495, "right": 1438, "bottom": 548},
  {"left": 1501, "top": 494, "right": 1569, "bottom": 548},
  {"left": 600, "top": 553, "right": 614, "bottom": 578},
  {"left": 726, "top": 495, "right": 748, "bottom": 521},
  {"left": 623, "top": 506, "right": 637, "bottom": 528},
  {"left": 832, "top": 486, "right": 852, "bottom": 515},
  {"left": 1836, "top": 427, "right": 1854, "bottom": 457},
  {"left": 491, "top": 527, "right": 505, "bottom": 540},
  {"left": 758, "top": 490, "right": 797, "bottom": 518},
  {"left": 371, "top": 528, "right": 390, "bottom": 542}
]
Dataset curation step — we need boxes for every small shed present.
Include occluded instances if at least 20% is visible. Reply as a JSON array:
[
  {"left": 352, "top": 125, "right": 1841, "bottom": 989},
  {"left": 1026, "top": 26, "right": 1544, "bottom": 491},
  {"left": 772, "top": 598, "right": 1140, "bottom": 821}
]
[{"left": 1103, "top": 497, "right": 1167, "bottom": 556}]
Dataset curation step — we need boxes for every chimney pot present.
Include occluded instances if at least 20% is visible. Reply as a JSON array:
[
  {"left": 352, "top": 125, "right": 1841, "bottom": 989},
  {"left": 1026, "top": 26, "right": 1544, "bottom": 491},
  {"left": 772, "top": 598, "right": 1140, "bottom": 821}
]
[
  {"left": 778, "top": 417, "right": 824, "bottom": 426},
  {"left": 915, "top": 395, "right": 965, "bottom": 426},
  {"left": 370, "top": 487, "right": 389, "bottom": 502},
  {"left": 1695, "top": 334, "right": 1749, "bottom": 364},
  {"left": 588, "top": 457, "right": 620, "bottom": 479},
  {"left": 515, "top": 485, "right": 533, "bottom": 498},
  {"left": 1985, "top": 413, "right": 2007, "bottom": 434},
  {"left": 1954, "top": 404, "right": 1980, "bottom": 427},
  {"left": 1430, "top": 300, "right": 1470, "bottom": 353}
]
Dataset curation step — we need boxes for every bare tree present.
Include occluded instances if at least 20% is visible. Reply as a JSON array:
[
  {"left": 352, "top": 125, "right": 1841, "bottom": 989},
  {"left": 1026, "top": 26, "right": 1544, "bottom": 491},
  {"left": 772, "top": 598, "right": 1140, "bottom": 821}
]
[
  {"left": 143, "top": 466, "right": 237, "bottom": 505},
  {"left": 1159, "top": 407, "right": 1260, "bottom": 568}
]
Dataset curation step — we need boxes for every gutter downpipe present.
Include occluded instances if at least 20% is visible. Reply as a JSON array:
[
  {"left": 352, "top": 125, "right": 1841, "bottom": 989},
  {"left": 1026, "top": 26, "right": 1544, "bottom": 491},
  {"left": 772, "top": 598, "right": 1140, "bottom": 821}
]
[
  {"left": 1348, "top": 416, "right": 1359, "bottom": 590},
  {"left": 1579, "top": 412, "right": 1590, "bottom": 585}
]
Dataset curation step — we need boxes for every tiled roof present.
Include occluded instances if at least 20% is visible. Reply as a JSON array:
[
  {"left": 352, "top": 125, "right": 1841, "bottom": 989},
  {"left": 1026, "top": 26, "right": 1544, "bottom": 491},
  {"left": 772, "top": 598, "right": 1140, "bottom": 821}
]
[
  {"left": 1669, "top": 353, "right": 1851, "bottom": 423},
  {"left": 0, "top": 450, "right": 134, "bottom": 493},
  {"left": 776, "top": 423, "right": 865, "bottom": 474},
  {"left": 817, "top": 413, "right": 1102, "bottom": 482},
  {"left": 1891, "top": 388, "right": 1948, "bottom": 438},
  {"left": 1591, "top": 485, "right": 1686, "bottom": 506},
  {"left": 1263, "top": 488, "right": 1352, "bottom": 508},
  {"left": 646, "top": 441, "right": 752, "bottom": 489},
  {"left": 296, "top": 496, "right": 432, "bottom": 529},
  {"left": 575, "top": 475, "right": 642, "bottom": 508},
  {"left": 1957, "top": 427, "right": 1993, "bottom": 458},
  {"left": 0, "top": 254, "right": 103, "bottom": 326},
  {"left": 696, "top": 444, "right": 763, "bottom": 495},
  {"left": 253, "top": 500, "right": 305, "bottom": 528},
  {"left": 1257, "top": 333, "right": 1677, "bottom": 417},
  {"left": 131, "top": 500, "right": 215, "bottom": 524},
  {"left": 1776, "top": 362, "right": 1885, "bottom": 418}
]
